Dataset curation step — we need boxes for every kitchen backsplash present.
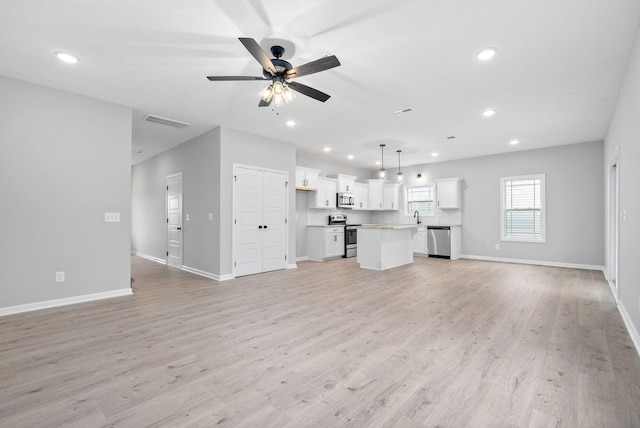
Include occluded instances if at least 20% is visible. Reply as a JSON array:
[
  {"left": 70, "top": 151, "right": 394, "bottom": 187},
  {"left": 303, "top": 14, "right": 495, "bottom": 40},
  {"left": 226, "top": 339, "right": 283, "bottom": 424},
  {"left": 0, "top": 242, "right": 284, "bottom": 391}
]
[{"left": 306, "top": 208, "right": 461, "bottom": 226}]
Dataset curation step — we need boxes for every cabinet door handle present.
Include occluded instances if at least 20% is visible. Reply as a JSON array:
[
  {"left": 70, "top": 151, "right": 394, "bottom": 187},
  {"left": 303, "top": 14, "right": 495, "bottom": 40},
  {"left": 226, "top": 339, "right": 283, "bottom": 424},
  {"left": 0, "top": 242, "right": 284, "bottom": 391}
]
[
  {"left": 264, "top": 225, "right": 268, "bottom": 229},
  {"left": 258, "top": 225, "right": 263, "bottom": 229},
  {"left": 334, "top": 235, "right": 337, "bottom": 242}
]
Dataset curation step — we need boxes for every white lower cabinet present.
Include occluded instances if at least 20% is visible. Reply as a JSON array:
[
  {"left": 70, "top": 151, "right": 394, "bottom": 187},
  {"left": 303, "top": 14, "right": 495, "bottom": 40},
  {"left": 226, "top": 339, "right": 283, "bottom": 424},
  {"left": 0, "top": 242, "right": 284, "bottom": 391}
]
[
  {"left": 413, "top": 227, "right": 428, "bottom": 256},
  {"left": 307, "top": 227, "right": 344, "bottom": 261}
]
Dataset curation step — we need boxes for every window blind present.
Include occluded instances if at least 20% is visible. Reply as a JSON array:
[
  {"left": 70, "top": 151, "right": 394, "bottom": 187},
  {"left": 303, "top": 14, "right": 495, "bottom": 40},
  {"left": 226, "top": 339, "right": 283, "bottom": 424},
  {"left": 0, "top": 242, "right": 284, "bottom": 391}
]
[
  {"left": 407, "top": 186, "right": 434, "bottom": 216},
  {"left": 504, "top": 177, "right": 542, "bottom": 240}
]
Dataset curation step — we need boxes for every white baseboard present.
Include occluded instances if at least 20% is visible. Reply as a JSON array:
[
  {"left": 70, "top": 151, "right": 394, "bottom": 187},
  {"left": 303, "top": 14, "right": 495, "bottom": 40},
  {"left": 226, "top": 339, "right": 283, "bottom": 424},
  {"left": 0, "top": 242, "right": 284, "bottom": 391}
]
[
  {"left": 286, "top": 263, "right": 298, "bottom": 270},
  {"left": 134, "top": 252, "right": 166, "bottom": 265},
  {"left": 0, "top": 288, "right": 133, "bottom": 317},
  {"left": 618, "top": 302, "right": 640, "bottom": 358},
  {"left": 296, "top": 256, "right": 309, "bottom": 262},
  {"left": 460, "top": 254, "right": 604, "bottom": 272},
  {"left": 181, "top": 265, "right": 233, "bottom": 282}
]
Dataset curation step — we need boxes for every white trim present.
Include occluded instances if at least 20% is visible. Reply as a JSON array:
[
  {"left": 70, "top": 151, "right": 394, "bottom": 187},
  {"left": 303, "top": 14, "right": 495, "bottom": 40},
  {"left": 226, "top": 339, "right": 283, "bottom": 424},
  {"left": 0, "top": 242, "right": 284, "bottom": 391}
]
[
  {"left": 296, "top": 256, "right": 309, "bottom": 262},
  {"left": 607, "top": 280, "right": 619, "bottom": 304},
  {"left": 460, "top": 254, "right": 604, "bottom": 271},
  {"left": 0, "top": 288, "right": 133, "bottom": 317},
  {"left": 618, "top": 302, "right": 640, "bottom": 358},
  {"left": 286, "top": 263, "right": 298, "bottom": 269},
  {"left": 500, "top": 174, "right": 546, "bottom": 243},
  {"left": 181, "top": 265, "right": 233, "bottom": 282},
  {"left": 133, "top": 252, "right": 166, "bottom": 264}
]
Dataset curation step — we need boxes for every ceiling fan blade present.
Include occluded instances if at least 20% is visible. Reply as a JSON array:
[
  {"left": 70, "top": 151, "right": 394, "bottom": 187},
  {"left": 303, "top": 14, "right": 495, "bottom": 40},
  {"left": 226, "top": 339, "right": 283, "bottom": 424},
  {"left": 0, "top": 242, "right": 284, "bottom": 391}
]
[
  {"left": 287, "top": 81, "right": 331, "bottom": 102},
  {"left": 238, "top": 37, "right": 277, "bottom": 75},
  {"left": 207, "top": 76, "right": 269, "bottom": 81},
  {"left": 286, "top": 55, "right": 340, "bottom": 78},
  {"left": 258, "top": 98, "right": 272, "bottom": 107}
]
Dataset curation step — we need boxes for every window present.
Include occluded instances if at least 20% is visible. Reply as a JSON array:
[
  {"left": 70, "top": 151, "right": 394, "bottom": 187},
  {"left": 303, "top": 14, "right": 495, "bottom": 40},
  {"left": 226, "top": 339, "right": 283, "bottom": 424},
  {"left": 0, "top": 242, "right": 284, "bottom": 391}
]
[
  {"left": 406, "top": 185, "right": 435, "bottom": 217},
  {"left": 501, "top": 174, "right": 546, "bottom": 242}
]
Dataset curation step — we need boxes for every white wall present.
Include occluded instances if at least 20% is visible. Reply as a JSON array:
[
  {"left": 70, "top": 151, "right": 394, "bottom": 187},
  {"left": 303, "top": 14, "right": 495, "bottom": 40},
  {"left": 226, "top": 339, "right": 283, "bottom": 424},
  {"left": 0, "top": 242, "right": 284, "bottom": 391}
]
[
  {"left": 0, "top": 76, "right": 132, "bottom": 310},
  {"left": 131, "top": 128, "right": 221, "bottom": 275},
  {"left": 604, "top": 25, "right": 640, "bottom": 342}
]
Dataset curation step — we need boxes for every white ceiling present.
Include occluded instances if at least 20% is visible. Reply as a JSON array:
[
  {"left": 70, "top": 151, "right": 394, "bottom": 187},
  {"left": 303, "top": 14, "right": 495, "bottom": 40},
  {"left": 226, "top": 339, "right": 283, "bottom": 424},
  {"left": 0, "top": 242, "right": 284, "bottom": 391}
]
[{"left": 1, "top": 1, "right": 639, "bottom": 169}]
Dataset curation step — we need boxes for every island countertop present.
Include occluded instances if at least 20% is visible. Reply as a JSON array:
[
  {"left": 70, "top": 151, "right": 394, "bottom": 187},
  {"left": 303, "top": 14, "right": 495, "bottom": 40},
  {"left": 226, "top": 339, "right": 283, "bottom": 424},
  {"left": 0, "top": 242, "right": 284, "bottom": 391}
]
[{"left": 356, "top": 224, "right": 419, "bottom": 229}]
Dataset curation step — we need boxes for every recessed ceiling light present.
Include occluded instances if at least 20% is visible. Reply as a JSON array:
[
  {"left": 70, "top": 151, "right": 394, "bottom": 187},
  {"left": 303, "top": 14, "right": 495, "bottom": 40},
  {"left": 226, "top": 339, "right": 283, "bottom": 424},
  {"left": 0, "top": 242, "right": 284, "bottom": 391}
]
[
  {"left": 55, "top": 51, "right": 78, "bottom": 64},
  {"left": 286, "top": 120, "right": 296, "bottom": 127},
  {"left": 482, "top": 109, "right": 496, "bottom": 117},
  {"left": 431, "top": 152, "right": 439, "bottom": 157},
  {"left": 477, "top": 48, "right": 497, "bottom": 61},
  {"left": 509, "top": 139, "right": 520, "bottom": 145},
  {"left": 347, "top": 155, "right": 354, "bottom": 160},
  {"left": 375, "top": 161, "right": 381, "bottom": 165},
  {"left": 323, "top": 147, "right": 331, "bottom": 152}
]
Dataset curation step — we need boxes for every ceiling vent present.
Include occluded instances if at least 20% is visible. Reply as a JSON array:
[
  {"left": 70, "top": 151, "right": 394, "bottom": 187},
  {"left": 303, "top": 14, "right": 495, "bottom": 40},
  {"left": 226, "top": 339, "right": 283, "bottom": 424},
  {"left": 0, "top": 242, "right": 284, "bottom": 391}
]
[{"left": 142, "top": 114, "right": 191, "bottom": 129}]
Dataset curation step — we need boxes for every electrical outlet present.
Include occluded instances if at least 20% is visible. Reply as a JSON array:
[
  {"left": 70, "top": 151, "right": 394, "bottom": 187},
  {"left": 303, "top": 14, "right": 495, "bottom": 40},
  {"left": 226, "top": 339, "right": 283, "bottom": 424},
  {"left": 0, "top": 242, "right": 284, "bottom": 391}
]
[
  {"left": 208, "top": 213, "right": 213, "bottom": 221},
  {"left": 55, "top": 271, "right": 65, "bottom": 283},
  {"left": 186, "top": 214, "right": 190, "bottom": 221},
  {"left": 495, "top": 243, "right": 500, "bottom": 250}
]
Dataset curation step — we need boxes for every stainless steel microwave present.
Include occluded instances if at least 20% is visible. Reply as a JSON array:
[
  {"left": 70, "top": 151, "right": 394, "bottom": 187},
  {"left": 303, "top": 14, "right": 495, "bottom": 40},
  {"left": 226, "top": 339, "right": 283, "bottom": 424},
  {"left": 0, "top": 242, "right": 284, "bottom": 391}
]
[{"left": 337, "top": 192, "right": 355, "bottom": 208}]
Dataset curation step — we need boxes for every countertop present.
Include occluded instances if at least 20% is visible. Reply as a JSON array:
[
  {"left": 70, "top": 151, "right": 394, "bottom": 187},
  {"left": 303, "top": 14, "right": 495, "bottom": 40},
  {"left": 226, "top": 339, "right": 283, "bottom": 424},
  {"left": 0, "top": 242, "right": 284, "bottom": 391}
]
[{"left": 357, "top": 224, "right": 419, "bottom": 229}]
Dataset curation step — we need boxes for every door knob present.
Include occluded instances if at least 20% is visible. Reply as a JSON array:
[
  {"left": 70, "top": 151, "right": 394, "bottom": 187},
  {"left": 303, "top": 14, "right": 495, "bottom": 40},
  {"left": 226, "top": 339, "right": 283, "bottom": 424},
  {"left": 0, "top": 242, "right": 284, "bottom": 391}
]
[
  {"left": 177, "top": 227, "right": 182, "bottom": 230},
  {"left": 264, "top": 225, "right": 268, "bottom": 229},
  {"left": 258, "top": 225, "right": 263, "bottom": 229}
]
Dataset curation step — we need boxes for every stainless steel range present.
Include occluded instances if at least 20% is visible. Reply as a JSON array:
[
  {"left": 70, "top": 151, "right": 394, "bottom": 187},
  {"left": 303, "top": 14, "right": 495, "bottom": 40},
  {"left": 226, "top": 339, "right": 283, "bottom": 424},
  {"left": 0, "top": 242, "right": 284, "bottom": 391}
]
[{"left": 328, "top": 214, "right": 361, "bottom": 258}]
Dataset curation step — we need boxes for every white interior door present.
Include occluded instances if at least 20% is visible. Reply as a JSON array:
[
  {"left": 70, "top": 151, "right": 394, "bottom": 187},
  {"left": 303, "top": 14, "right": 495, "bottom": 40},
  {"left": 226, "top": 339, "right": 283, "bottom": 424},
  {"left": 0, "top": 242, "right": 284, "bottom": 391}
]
[
  {"left": 262, "top": 171, "right": 286, "bottom": 272},
  {"left": 167, "top": 173, "right": 183, "bottom": 267},
  {"left": 235, "top": 167, "right": 263, "bottom": 276},
  {"left": 234, "top": 166, "right": 287, "bottom": 277}
]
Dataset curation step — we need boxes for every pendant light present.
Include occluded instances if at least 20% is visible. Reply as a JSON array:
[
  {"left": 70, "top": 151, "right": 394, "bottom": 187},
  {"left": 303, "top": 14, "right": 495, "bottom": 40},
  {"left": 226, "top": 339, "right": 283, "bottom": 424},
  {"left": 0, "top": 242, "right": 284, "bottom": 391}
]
[
  {"left": 379, "top": 144, "right": 386, "bottom": 179},
  {"left": 396, "top": 150, "right": 403, "bottom": 183}
]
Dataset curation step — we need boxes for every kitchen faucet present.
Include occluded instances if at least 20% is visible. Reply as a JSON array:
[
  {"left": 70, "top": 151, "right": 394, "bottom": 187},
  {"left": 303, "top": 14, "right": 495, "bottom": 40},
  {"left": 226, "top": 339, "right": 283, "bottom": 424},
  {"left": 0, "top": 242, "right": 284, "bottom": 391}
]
[{"left": 414, "top": 210, "right": 421, "bottom": 224}]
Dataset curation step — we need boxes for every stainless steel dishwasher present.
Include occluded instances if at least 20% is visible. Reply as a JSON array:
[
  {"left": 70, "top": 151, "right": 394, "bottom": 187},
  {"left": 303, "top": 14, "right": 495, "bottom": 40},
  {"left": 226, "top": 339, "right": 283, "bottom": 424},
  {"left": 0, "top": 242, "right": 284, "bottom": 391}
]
[{"left": 427, "top": 226, "right": 451, "bottom": 259}]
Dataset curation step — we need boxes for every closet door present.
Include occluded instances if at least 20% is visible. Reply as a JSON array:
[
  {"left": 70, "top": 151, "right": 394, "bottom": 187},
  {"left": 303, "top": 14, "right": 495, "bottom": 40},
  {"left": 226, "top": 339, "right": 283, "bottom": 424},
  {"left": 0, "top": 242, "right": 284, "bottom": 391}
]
[
  {"left": 235, "top": 167, "right": 263, "bottom": 277},
  {"left": 261, "top": 171, "right": 286, "bottom": 272},
  {"left": 234, "top": 166, "right": 287, "bottom": 277}
]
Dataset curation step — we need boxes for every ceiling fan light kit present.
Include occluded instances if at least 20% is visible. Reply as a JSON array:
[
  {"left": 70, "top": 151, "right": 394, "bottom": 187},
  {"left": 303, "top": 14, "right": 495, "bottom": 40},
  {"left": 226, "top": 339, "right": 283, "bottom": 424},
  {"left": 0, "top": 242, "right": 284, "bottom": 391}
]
[{"left": 207, "top": 38, "right": 340, "bottom": 107}]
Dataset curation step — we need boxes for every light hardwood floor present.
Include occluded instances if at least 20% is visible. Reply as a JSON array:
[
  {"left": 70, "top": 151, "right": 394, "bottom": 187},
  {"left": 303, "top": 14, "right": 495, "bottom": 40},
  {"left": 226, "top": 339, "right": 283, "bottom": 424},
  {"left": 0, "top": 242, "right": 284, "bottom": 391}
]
[{"left": 1, "top": 256, "right": 639, "bottom": 427}]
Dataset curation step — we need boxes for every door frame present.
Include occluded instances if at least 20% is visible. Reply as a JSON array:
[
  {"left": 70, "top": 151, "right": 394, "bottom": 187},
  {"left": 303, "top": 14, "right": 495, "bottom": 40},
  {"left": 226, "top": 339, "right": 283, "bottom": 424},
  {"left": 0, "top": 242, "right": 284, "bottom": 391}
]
[
  {"left": 608, "top": 155, "right": 620, "bottom": 302},
  {"left": 166, "top": 172, "right": 183, "bottom": 268},
  {"left": 232, "top": 163, "right": 289, "bottom": 278}
]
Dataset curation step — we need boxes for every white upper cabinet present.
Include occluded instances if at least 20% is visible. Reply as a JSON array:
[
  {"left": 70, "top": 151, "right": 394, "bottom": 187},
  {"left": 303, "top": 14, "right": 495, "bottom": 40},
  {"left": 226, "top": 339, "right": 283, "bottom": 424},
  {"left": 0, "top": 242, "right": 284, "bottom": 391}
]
[
  {"left": 295, "top": 166, "right": 320, "bottom": 191},
  {"left": 436, "top": 177, "right": 461, "bottom": 209},
  {"left": 367, "top": 179, "right": 384, "bottom": 210},
  {"left": 309, "top": 177, "right": 337, "bottom": 209},
  {"left": 383, "top": 183, "right": 399, "bottom": 210},
  {"left": 335, "top": 174, "right": 356, "bottom": 193},
  {"left": 353, "top": 182, "right": 369, "bottom": 210}
]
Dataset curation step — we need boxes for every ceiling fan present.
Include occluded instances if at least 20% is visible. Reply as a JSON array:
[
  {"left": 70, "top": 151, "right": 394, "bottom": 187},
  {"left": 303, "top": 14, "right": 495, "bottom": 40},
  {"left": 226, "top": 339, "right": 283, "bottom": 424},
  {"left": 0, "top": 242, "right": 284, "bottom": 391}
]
[{"left": 207, "top": 37, "right": 341, "bottom": 107}]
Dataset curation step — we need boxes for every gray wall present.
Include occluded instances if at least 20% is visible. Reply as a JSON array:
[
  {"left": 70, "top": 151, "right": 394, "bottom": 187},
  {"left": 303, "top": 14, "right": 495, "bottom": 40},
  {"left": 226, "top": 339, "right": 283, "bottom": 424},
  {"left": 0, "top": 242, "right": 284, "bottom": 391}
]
[
  {"left": 219, "top": 127, "right": 297, "bottom": 276},
  {"left": 296, "top": 150, "right": 372, "bottom": 178},
  {"left": 0, "top": 76, "right": 132, "bottom": 308},
  {"left": 604, "top": 25, "right": 640, "bottom": 338},
  {"left": 373, "top": 141, "right": 605, "bottom": 266},
  {"left": 131, "top": 128, "right": 220, "bottom": 275},
  {"left": 131, "top": 126, "right": 296, "bottom": 278}
]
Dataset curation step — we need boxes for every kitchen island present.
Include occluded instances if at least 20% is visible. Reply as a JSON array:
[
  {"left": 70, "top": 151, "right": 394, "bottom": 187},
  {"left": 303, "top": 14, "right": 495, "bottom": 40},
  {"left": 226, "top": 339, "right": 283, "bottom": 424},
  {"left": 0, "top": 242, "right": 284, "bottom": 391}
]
[{"left": 356, "top": 224, "right": 419, "bottom": 271}]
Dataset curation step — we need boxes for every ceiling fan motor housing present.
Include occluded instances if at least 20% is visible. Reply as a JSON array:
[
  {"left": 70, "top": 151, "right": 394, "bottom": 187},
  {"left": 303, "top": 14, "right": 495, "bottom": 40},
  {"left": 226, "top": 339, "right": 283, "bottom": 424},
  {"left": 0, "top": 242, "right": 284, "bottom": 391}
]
[{"left": 263, "top": 56, "right": 292, "bottom": 79}]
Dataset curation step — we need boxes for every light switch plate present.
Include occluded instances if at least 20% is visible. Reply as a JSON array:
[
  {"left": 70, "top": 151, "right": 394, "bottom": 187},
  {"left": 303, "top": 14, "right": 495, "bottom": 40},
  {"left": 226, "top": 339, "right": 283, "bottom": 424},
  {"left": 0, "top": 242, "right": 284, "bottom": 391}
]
[
  {"left": 208, "top": 213, "right": 213, "bottom": 221},
  {"left": 104, "top": 212, "right": 120, "bottom": 222}
]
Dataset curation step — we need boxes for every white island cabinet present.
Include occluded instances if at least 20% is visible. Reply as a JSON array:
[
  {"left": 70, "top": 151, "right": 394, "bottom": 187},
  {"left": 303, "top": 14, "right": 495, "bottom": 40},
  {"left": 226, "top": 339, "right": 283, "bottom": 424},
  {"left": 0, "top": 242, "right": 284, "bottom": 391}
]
[{"left": 357, "top": 225, "right": 418, "bottom": 270}]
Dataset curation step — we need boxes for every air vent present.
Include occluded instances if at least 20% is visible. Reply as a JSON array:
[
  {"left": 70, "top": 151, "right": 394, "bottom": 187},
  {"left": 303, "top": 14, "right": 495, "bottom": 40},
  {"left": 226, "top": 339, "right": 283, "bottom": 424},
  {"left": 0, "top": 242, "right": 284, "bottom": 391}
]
[{"left": 143, "top": 114, "right": 191, "bottom": 129}]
